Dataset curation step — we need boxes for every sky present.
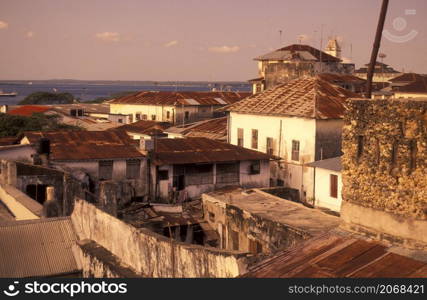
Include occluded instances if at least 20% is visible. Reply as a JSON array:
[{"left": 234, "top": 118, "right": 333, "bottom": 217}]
[{"left": 0, "top": 0, "right": 426, "bottom": 81}]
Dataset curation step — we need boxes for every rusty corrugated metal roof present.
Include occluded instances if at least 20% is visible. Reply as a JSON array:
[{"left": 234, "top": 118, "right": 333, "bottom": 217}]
[
  {"left": 176, "top": 117, "right": 227, "bottom": 141},
  {"left": 151, "top": 137, "right": 272, "bottom": 165},
  {"left": 110, "top": 91, "right": 250, "bottom": 106},
  {"left": 223, "top": 76, "right": 359, "bottom": 119},
  {"left": 389, "top": 73, "right": 426, "bottom": 83},
  {"left": 255, "top": 44, "right": 341, "bottom": 63},
  {"left": 0, "top": 217, "right": 80, "bottom": 277},
  {"left": 24, "top": 130, "right": 144, "bottom": 161},
  {"left": 113, "top": 120, "right": 171, "bottom": 135},
  {"left": 240, "top": 233, "right": 427, "bottom": 278}
]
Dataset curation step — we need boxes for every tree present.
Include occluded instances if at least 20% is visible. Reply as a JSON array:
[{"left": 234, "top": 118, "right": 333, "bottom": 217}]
[
  {"left": 0, "top": 113, "right": 82, "bottom": 137},
  {"left": 18, "top": 92, "right": 76, "bottom": 105}
]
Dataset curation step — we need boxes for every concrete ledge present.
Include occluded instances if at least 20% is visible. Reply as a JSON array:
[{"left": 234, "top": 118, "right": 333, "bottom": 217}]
[
  {"left": 340, "top": 201, "right": 427, "bottom": 249},
  {"left": 0, "top": 184, "right": 42, "bottom": 220}
]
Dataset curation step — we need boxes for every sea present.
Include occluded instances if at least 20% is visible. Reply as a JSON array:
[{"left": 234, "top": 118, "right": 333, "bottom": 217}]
[{"left": 0, "top": 80, "right": 251, "bottom": 105}]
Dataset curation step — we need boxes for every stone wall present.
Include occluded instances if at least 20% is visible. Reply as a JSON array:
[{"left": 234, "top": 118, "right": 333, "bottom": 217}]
[
  {"left": 71, "top": 199, "right": 250, "bottom": 278},
  {"left": 341, "top": 99, "right": 427, "bottom": 248}
]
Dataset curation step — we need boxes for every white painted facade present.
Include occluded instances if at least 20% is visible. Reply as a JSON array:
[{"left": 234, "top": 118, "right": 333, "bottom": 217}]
[
  {"left": 312, "top": 167, "right": 342, "bottom": 212},
  {"left": 110, "top": 103, "right": 217, "bottom": 125},
  {"left": 228, "top": 112, "right": 343, "bottom": 200}
]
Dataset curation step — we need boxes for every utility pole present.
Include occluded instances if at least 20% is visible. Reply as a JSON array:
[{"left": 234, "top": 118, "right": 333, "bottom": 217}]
[{"left": 365, "top": 0, "right": 389, "bottom": 98}]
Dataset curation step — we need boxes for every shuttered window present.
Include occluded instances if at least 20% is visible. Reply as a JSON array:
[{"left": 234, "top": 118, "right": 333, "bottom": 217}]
[
  {"left": 291, "top": 140, "right": 300, "bottom": 161},
  {"left": 216, "top": 162, "right": 240, "bottom": 184},
  {"left": 126, "top": 159, "right": 141, "bottom": 179},
  {"left": 99, "top": 160, "right": 113, "bottom": 180},
  {"left": 330, "top": 174, "right": 338, "bottom": 198},
  {"left": 237, "top": 128, "right": 244, "bottom": 147},
  {"left": 266, "top": 137, "right": 275, "bottom": 155}
]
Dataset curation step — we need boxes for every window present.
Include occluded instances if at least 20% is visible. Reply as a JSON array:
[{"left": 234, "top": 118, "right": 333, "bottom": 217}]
[
  {"left": 128, "top": 115, "right": 133, "bottom": 123},
  {"left": 230, "top": 230, "right": 239, "bottom": 250},
  {"left": 142, "top": 114, "right": 147, "bottom": 120},
  {"left": 185, "top": 164, "right": 213, "bottom": 185},
  {"left": 126, "top": 159, "right": 140, "bottom": 179},
  {"left": 249, "top": 239, "right": 263, "bottom": 254},
  {"left": 208, "top": 212, "right": 215, "bottom": 222},
  {"left": 118, "top": 118, "right": 123, "bottom": 123},
  {"left": 158, "top": 170, "right": 169, "bottom": 181},
  {"left": 266, "top": 137, "right": 275, "bottom": 155},
  {"left": 249, "top": 161, "right": 260, "bottom": 175},
  {"left": 237, "top": 128, "right": 244, "bottom": 147},
  {"left": 251, "top": 129, "right": 258, "bottom": 149},
  {"left": 151, "top": 115, "right": 156, "bottom": 121},
  {"left": 136, "top": 113, "right": 142, "bottom": 121},
  {"left": 166, "top": 111, "right": 170, "bottom": 119},
  {"left": 184, "top": 111, "right": 190, "bottom": 121},
  {"left": 330, "top": 174, "right": 338, "bottom": 198},
  {"left": 99, "top": 160, "right": 113, "bottom": 180},
  {"left": 216, "top": 162, "right": 240, "bottom": 184},
  {"left": 291, "top": 140, "right": 300, "bottom": 161}
]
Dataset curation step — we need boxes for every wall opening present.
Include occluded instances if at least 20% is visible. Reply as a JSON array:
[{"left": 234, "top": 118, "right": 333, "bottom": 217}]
[{"left": 26, "top": 184, "right": 49, "bottom": 204}]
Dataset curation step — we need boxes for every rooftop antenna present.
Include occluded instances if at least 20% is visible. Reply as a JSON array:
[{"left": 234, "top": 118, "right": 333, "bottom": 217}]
[
  {"left": 365, "top": 0, "right": 389, "bottom": 98},
  {"left": 350, "top": 43, "right": 353, "bottom": 61},
  {"left": 279, "top": 29, "right": 283, "bottom": 46},
  {"left": 319, "top": 24, "right": 325, "bottom": 72}
]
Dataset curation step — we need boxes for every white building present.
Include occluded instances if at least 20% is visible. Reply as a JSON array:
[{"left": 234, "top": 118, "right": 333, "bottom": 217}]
[
  {"left": 142, "top": 137, "right": 272, "bottom": 202},
  {"left": 109, "top": 91, "right": 250, "bottom": 125},
  {"left": 307, "top": 157, "right": 342, "bottom": 213},
  {"left": 224, "top": 75, "right": 358, "bottom": 202}
]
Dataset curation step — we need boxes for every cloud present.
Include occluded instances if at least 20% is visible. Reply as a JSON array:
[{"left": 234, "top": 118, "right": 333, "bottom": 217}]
[
  {"left": 208, "top": 45, "right": 240, "bottom": 53},
  {"left": 0, "top": 21, "right": 8, "bottom": 29},
  {"left": 95, "top": 32, "right": 121, "bottom": 42},
  {"left": 164, "top": 40, "right": 178, "bottom": 48},
  {"left": 26, "top": 31, "right": 34, "bottom": 38}
]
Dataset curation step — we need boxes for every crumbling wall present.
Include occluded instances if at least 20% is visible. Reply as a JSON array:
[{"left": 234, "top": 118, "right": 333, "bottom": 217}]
[
  {"left": 341, "top": 99, "right": 427, "bottom": 248},
  {"left": 71, "top": 199, "right": 250, "bottom": 278}
]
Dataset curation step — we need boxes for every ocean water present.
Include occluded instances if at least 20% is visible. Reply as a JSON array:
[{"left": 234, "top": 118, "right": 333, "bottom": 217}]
[{"left": 0, "top": 80, "right": 251, "bottom": 105}]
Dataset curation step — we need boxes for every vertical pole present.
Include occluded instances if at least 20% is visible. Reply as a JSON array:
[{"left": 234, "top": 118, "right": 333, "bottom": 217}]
[{"left": 365, "top": 0, "right": 389, "bottom": 98}]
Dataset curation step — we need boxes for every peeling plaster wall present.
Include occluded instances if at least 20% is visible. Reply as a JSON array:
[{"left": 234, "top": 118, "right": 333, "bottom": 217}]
[
  {"left": 341, "top": 99, "right": 427, "bottom": 248},
  {"left": 71, "top": 199, "right": 250, "bottom": 278}
]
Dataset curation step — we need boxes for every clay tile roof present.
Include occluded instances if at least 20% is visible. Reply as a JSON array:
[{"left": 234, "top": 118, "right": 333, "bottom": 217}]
[
  {"left": 110, "top": 91, "right": 250, "bottom": 106},
  {"left": 255, "top": 44, "right": 341, "bottom": 63},
  {"left": 113, "top": 120, "right": 171, "bottom": 135},
  {"left": 151, "top": 137, "right": 272, "bottom": 165},
  {"left": 0, "top": 136, "right": 19, "bottom": 146},
  {"left": 24, "top": 130, "right": 144, "bottom": 161},
  {"left": 7, "top": 105, "right": 52, "bottom": 117},
  {"left": 222, "top": 76, "right": 360, "bottom": 119},
  {"left": 240, "top": 233, "right": 427, "bottom": 278}
]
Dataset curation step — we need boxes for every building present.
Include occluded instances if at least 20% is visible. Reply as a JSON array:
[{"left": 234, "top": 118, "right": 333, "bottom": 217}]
[
  {"left": 307, "top": 156, "right": 342, "bottom": 213},
  {"left": 324, "top": 38, "right": 341, "bottom": 59},
  {"left": 353, "top": 61, "right": 401, "bottom": 83},
  {"left": 341, "top": 98, "right": 427, "bottom": 248},
  {"left": 225, "top": 75, "right": 359, "bottom": 201},
  {"left": 165, "top": 117, "right": 227, "bottom": 141},
  {"left": 250, "top": 43, "right": 355, "bottom": 93},
  {"left": 317, "top": 73, "right": 366, "bottom": 94},
  {"left": 109, "top": 91, "right": 250, "bottom": 125},
  {"left": 112, "top": 120, "right": 171, "bottom": 140},
  {"left": 141, "top": 137, "right": 272, "bottom": 202}
]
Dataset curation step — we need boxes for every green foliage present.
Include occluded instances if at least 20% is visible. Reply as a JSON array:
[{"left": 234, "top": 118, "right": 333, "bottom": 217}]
[
  {"left": 0, "top": 113, "right": 82, "bottom": 137},
  {"left": 19, "top": 92, "right": 77, "bottom": 105}
]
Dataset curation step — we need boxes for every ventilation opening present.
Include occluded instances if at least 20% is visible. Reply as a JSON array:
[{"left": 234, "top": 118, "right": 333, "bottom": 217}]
[{"left": 26, "top": 184, "right": 48, "bottom": 204}]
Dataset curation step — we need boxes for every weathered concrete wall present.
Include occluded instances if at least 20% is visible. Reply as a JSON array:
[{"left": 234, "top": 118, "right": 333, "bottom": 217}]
[
  {"left": 71, "top": 199, "right": 250, "bottom": 278},
  {"left": 315, "top": 119, "right": 343, "bottom": 161},
  {"left": 341, "top": 99, "right": 427, "bottom": 248},
  {"left": 77, "top": 240, "right": 142, "bottom": 278},
  {"left": 202, "top": 193, "right": 310, "bottom": 255}
]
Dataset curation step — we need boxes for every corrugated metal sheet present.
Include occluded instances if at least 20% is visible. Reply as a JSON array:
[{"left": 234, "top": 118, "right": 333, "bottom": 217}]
[
  {"left": 240, "top": 233, "right": 427, "bottom": 278},
  {"left": 151, "top": 137, "right": 272, "bottom": 165},
  {"left": 110, "top": 91, "right": 250, "bottom": 106},
  {"left": 0, "top": 217, "right": 80, "bottom": 277},
  {"left": 24, "top": 130, "right": 144, "bottom": 161},
  {"left": 222, "top": 76, "right": 359, "bottom": 119},
  {"left": 113, "top": 120, "right": 171, "bottom": 135}
]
